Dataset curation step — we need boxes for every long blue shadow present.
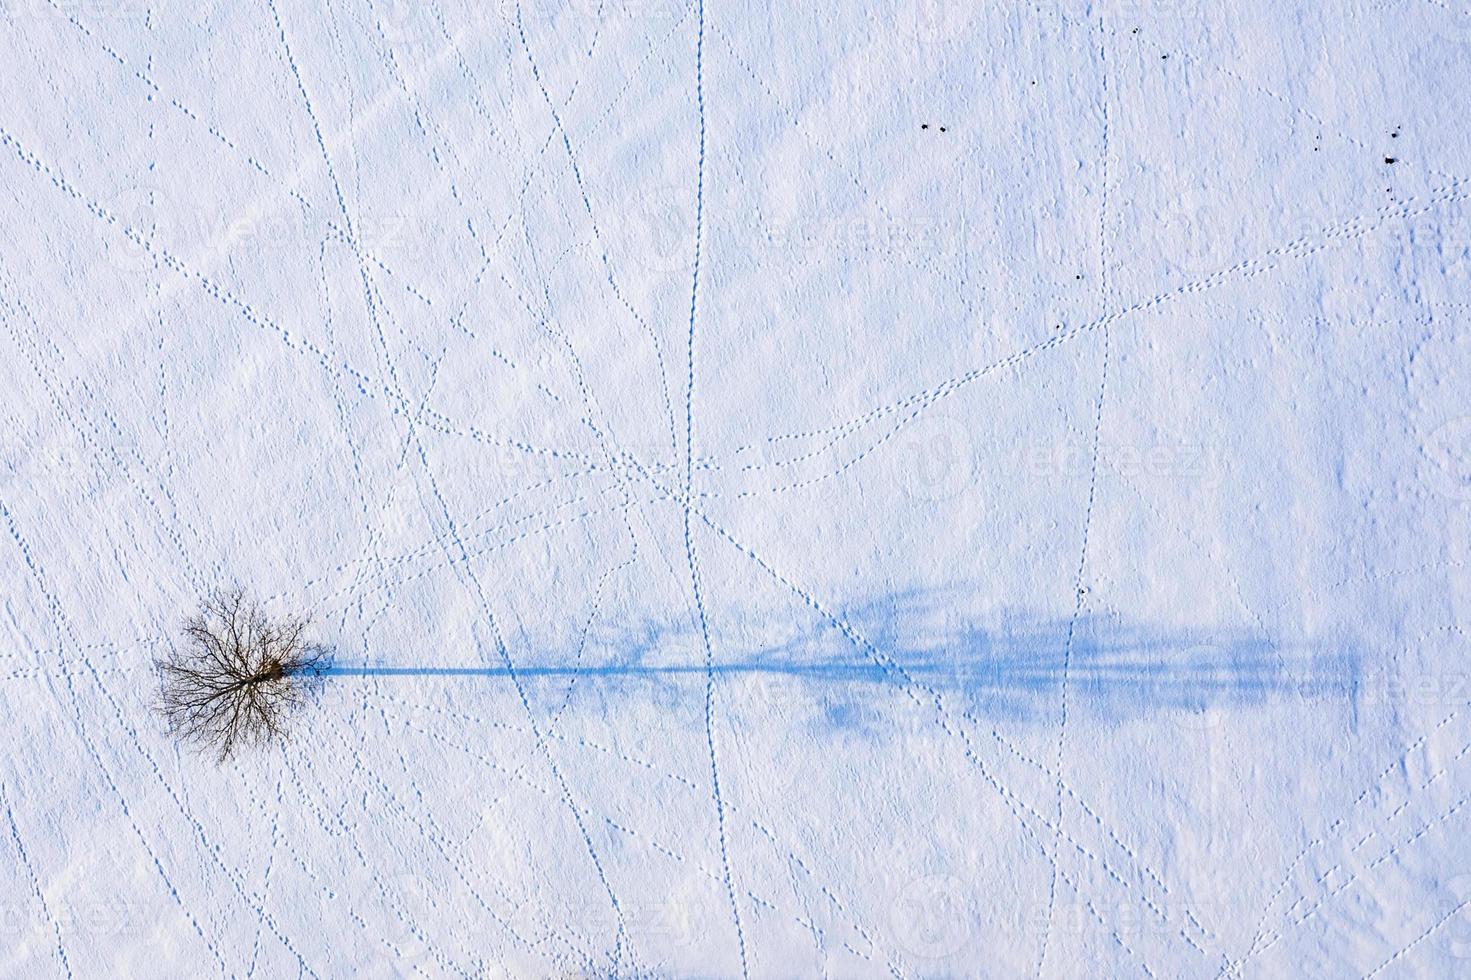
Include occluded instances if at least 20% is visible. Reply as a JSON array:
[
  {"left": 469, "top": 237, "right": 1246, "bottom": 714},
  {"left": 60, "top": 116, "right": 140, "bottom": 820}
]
[{"left": 318, "top": 586, "right": 1363, "bottom": 725}]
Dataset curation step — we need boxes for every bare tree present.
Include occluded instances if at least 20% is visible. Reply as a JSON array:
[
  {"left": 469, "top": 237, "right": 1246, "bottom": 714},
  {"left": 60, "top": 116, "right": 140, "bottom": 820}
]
[{"left": 155, "top": 588, "right": 329, "bottom": 762}]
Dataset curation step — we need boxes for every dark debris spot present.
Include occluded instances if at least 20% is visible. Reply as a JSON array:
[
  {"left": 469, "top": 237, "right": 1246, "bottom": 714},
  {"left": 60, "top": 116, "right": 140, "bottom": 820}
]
[{"left": 1385, "top": 156, "right": 1398, "bottom": 164}]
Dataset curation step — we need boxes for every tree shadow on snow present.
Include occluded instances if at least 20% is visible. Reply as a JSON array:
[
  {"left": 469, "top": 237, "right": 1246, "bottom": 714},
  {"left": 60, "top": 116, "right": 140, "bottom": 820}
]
[{"left": 325, "top": 585, "right": 1363, "bottom": 729}]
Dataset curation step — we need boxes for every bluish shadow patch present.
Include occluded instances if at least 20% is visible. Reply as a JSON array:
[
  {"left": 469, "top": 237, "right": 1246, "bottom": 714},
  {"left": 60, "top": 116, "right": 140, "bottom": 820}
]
[{"left": 326, "top": 584, "right": 1362, "bottom": 730}]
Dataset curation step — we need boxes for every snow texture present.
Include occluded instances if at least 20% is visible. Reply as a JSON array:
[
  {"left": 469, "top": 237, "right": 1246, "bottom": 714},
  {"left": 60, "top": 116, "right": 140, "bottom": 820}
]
[{"left": 2, "top": 0, "right": 1471, "bottom": 977}]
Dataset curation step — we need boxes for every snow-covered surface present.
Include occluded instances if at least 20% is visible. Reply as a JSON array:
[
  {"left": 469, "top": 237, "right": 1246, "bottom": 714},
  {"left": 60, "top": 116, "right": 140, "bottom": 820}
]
[{"left": 3, "top": 1, "right": 1471, "bottom": 976}]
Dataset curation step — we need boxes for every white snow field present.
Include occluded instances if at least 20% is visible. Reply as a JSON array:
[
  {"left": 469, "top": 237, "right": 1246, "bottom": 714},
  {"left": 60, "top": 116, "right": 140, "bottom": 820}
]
[{"left": 2, "top": 0, "right": 1471, "bottom": 976}]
